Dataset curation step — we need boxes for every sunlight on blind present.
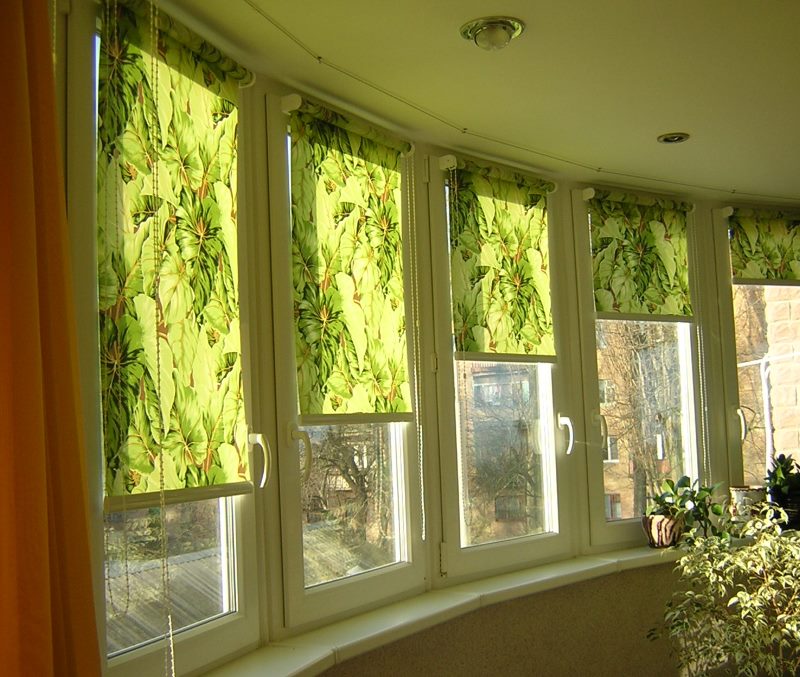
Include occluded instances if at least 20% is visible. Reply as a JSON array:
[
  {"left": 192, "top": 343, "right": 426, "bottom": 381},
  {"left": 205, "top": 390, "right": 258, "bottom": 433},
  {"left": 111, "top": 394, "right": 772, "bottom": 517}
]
[
  {"left": 289, "top": 103, "right": 412, "bottom": 415},
  {"left": 588, "top": 190, "right": 692, "bottom": 316},
  {"left": 97, "top": 0, "right": 250, "bottom": 496},
  {"left": 449, "top": 165, "right": 554, "bottom": 356},
  {"left": 730, "top": 208, "right": 800, "bottom": 282}
]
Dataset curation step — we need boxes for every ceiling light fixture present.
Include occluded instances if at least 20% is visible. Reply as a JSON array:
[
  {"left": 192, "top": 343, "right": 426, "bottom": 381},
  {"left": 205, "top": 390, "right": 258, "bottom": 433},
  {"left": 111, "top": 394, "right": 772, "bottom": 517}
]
[
  {"left": 460, "top": 17, "right": 525, "bottom": 51},
  {"left": 657, "top": 132, "right": 690, "bottom": 144}
]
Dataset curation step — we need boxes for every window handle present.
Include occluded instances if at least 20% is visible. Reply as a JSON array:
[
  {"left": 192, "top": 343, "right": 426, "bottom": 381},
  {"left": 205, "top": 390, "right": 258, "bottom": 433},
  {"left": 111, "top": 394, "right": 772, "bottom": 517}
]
[
  {"left": 248, "top": 432, "right": 272, "bottom": 489},
  {"left": 594, "top": 412, "right": 608, "bottom": 452},
  {"left": 558, "top": 414, "right": 575, "bottom": 455},
  {"left": 736, "top": 407, "right": 748, "bottom": 442},
  {"left": 290, "top": 424, "right": 313, "bottom": 483}
]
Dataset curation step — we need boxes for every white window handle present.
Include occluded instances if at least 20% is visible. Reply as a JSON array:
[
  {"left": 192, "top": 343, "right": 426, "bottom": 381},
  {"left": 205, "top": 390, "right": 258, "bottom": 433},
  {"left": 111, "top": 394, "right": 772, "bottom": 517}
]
[
  {"left": 736, "top": 407, "right": 748, "bottom": 442},
  {"left": 558, "top": 414, "right": 575, "bottom": 455},
  {"left": 290, "top": 424, "right": 313, "bottom": 483},
  {"left": 594, "top": 412, "right": 608, "bottom": 452},
  {"left": 248, "top": 432, "right": 272, "bottom": 489}
]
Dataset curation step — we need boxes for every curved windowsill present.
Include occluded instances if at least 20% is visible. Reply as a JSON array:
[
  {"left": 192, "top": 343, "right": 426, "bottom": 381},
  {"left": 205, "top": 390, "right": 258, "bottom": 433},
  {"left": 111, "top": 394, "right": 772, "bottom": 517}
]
[{"left": 206, "top": 547, "right": 679, "bottom": 677}]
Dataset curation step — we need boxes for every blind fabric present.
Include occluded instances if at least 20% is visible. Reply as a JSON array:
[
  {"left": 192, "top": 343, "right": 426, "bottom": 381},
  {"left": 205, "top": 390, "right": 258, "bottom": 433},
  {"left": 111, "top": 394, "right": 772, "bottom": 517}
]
[
  {"left": 456, "top": 158, "right": 556, "bottom": 196},
  {"left": 292, "top": 99, "right": 412, "bottom": 154},
  {"left": 590, "top": 189, "right": 692, "bottom": 212},
  {"left": 588, "top": 192, "right": 692, "bottom": 316},
  {"left": 448, "top": 166, "right": 554, "bottom": 357},
  {"left": 729, "top": 208, "right": 800, "bottom": 281},
  {"left": 114, "top": 0, "right": 252, "bottom": 89},
  {"left": 289, "top": 105, "right": 412, "bottom": 416},
  {"left": 97, "top": 1, "right": 249, "bottom": 497}
]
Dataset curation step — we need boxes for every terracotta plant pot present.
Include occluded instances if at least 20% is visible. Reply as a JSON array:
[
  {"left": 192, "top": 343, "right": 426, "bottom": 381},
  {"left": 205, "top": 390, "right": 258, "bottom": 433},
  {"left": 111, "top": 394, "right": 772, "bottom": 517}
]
[{"left": 641, "top": 514, "right": 683, "bottom": 548}]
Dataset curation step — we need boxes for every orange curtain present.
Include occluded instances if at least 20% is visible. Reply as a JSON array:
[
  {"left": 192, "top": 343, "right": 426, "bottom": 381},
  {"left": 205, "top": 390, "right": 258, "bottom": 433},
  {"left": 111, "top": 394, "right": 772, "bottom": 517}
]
[{"left": 0, "top": 0, "right": 101, "bottom": 675}]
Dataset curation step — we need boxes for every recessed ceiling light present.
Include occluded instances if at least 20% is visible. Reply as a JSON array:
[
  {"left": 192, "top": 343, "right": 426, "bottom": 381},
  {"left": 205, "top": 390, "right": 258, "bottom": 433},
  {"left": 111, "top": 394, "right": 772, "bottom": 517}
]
[
  {"left": 460, "top": 17, "right": 525, "bottom": 51},
  {"left": 657, "top": 132, "right": 690, "bottom": 144}
]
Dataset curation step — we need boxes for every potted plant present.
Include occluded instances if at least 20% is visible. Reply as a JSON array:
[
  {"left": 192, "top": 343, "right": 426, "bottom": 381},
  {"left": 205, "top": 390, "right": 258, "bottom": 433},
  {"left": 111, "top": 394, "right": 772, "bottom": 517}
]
[
  {"left": 765, "top": 453, "right": 800, "bottom": 529},
  {"left": 642, "top": 476, "right": 724, "bottom": 548},
  {"left": 651, "top": 504, "right": 800, "bottom": 676}
]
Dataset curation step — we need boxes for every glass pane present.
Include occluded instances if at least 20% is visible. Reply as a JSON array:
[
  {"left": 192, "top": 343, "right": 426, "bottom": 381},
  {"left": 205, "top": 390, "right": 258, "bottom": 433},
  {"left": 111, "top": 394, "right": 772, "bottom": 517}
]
[
  {"left": 455, "top": 361, "right": 557, "bottom": 547},
  {"left": 596, "top": 320, "right": 696, "bottom": 521},
  {"left": 104, "top": 498, "right": 234, "bottom": 656},
  {"left": 733, "top": 285, "right": 800, "bottom": 485},
  {"left": 300, "top": 423, "right": 406, "bottom": 588}
]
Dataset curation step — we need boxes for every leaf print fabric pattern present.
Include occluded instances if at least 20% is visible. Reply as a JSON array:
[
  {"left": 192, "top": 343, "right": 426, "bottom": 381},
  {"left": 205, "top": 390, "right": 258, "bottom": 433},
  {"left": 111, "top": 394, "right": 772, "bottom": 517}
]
[
  {"left": 588, "top": 191, "right": 692, "bottom": 316},
  {"left": 97, "top": 1, "right": 250, "bottom": 496},
  {"left": 449, "top": 167, "right": 554, "bottom": 356},
  {"left": 729, "top": 209, "right": 800, "bottom": 281},
  {"left": 290, "top": 105, "right": 411, "bottom": 415}
]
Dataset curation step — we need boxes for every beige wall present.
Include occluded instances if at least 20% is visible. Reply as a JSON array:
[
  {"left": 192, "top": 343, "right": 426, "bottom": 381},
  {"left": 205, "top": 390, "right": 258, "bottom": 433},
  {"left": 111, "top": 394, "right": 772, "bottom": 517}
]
[{"left": 322, "top": 564, "right": 678, "bottom": 677}]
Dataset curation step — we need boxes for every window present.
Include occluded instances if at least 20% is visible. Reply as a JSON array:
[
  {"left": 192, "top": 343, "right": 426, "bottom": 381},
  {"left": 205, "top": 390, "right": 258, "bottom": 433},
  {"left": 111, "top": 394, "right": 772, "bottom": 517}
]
[
  {"left": 580, "top": 190, "right": 699, "bottom": 532},
  {"left": 299, "top": 424, "right": 405, "bottom": 587},
  {"left": 457, "top": 361, "right": 553, "bottom": 546},
  {"left": 598, "top": 379, "right": 616, "bottom": 405},
  {"left": 93, "top": 2, "right": 258, "bottom": 672},
  {"left": 104, "top": 499, "right": 233, "bottom": 655},
  {"left": 596, "top": 319, "right": 695, "bottom": 515},
  {"left": 604, "top": 435, "right": 619, "bottom": 462},
  {"left": 604, "top": 493, "right": 623, "bottom": 521},
  {"left": 727, "top": 208, "right": 800, "bottom": 485},
  {"left": 272, "top": 97, "right": 424, "bottom": 626},
  {"left": 432, "top": 157, "right": 574, "bottom": 580}
]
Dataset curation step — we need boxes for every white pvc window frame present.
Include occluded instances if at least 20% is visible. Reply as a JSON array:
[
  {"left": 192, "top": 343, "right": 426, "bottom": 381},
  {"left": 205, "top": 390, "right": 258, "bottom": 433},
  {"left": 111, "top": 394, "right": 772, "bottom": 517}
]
[
  {"left": 64, "top": 2, "right": 262, "bottom": 672},
  {"left": 570, "top": 188, "right": 704, "bottom": 549},
  {"left": 265, "top": 93, "right": 426, "bottom": 631},
  {"left": 431, "top": 159, "right": 578, "bottom": 583}
]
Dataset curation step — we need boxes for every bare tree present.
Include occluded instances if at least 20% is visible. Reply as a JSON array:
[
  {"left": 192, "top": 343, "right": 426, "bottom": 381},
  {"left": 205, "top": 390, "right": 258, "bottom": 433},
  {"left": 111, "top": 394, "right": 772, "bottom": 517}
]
[{"left": 597, "top": 321, "right": 686, "bottom": 516}]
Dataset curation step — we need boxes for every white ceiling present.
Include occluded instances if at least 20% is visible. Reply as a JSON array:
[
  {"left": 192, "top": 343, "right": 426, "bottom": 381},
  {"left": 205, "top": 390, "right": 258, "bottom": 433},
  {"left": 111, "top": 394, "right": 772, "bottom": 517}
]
[{"left": 165, "top": 0, "right": 800, "bottom": 203}]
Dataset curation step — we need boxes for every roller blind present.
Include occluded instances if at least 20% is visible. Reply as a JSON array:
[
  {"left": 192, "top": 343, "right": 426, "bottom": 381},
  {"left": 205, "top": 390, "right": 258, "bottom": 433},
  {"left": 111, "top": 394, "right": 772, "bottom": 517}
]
[
  {"left": 289, "top": 100, "right": 413, "bottom": 416},
  {"left": 97, "top": 0, "right": 252, "bottom": 499},
  {"left": 448, "top": 159, "right": 555, "bottom": 358},
  {"left": 729, "top": 208, "right": 800, "bottom": 282},
  {"left": 588, "top": 190, "right": 693, "bottom": 316}
]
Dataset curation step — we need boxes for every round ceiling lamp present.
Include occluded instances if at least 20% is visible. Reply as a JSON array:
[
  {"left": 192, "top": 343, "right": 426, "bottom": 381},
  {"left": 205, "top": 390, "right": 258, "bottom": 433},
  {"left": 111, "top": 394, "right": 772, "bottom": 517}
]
[
  {"left": 460, "top": 17, "right": 525, "bottom": 51},
  {"left": 657, "top": 132, "right": 690, "bottom": 144}
]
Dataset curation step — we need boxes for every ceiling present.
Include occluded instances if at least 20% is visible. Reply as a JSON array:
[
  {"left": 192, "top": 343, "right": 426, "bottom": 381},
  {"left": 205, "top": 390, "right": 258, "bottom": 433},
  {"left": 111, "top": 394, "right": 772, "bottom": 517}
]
[{"left": 163, "top": 0, "right": 800, "bottom": 203}]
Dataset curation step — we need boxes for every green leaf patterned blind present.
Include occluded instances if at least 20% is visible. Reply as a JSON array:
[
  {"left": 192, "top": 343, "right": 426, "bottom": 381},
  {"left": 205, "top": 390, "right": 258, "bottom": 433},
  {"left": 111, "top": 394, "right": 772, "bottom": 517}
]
[
  {"left": 588, "top": 190, "right": 693, "bottom": 316},
  {"left": 97, "top": 1, "right": 251, "bottom": 498},
  {"left": 729, "top": 208, "right": 800, "bottom": 282},
  {"left": 289, "top": 102, "right": 412, "bottom": 416},
  {"left": 448, "top": 161, "right": 555, "bottom": 357}
]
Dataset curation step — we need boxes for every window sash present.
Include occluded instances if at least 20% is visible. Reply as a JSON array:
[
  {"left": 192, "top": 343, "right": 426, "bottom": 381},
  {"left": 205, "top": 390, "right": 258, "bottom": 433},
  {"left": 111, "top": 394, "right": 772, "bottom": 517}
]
[
  {"left": 271, "top": 96, "right": 425, "bottom": 629},
  {"left": 572, "top": 188, "right": 703, "bottom": 547},
  {"left": 434, "top": 158, "right": 573, "bottom": 581}
]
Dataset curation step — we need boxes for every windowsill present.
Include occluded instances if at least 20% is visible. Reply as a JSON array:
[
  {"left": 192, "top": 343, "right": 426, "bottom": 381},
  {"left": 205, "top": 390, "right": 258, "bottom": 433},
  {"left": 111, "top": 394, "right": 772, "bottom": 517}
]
[{"left": 205, "top": 546, "right": 679, "bottom": 677}]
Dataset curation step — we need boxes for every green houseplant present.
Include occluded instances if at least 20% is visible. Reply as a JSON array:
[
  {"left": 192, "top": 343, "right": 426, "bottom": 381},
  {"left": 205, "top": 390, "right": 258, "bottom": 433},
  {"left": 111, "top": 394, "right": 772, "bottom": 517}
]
[
  {"left": 653, "top": 504, "right": 800, "bottom": 676},
  {"left": 765, "top": 453, "right": 800, "bottom": 529},
  {"left": 643, "top": 476, "right": 725, "bottom": 548}
]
